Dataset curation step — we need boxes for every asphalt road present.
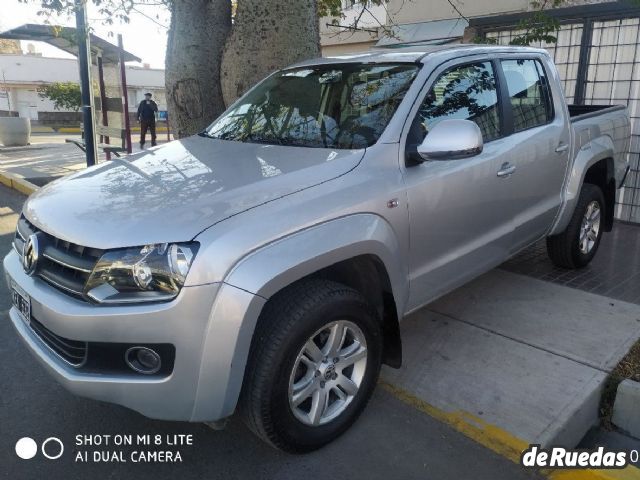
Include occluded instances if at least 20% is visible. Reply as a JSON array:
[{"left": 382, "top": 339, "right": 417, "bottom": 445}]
[{"left": 0, "top": 184, "right": 541, "bottom": 480}]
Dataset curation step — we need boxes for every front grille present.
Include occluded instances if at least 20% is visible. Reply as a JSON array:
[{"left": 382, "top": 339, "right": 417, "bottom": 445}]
[
  {"left": 29, "top": 317, "right": 88, "bottom": 367},
  {"left": 14, "top": 215, "right": 103, "bottom": 299}
]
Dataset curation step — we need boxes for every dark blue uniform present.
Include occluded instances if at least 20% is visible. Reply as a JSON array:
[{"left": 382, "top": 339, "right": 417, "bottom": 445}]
[{"left": 137, "top": 99, "right": 158, "bottom": 147}]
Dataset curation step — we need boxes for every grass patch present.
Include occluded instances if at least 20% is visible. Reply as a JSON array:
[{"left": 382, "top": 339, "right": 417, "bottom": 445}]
[{"left": 600, "top": 339, "right": 640, "bottom": 429}]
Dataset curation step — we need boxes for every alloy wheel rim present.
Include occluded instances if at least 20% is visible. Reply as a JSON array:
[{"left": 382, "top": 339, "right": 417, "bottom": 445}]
[
  {"left": 288, "top": 320, "right": 368, "bottom": 426},
  {"left": 579, "top": 200, "right": 601, "bottom": 254}
]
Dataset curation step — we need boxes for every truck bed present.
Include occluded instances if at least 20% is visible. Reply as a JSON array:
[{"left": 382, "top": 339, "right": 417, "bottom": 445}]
[
  {"left": 568, "top": 103, "right": 630, "bottom": 189},
  {"left": 568, "top": 104, "right": 627, "bottom": 122}
]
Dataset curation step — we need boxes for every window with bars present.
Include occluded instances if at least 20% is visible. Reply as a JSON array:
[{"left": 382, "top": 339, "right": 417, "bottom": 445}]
[
  {"left": 486, "top": 24, "right": 583, "bottom": 103},
  {"left": 585, "top": 18, "right": 640, "bottom": 223},
  {"left": 487, "top": 20, "right": 640, "bottom": 223},
  {"left": 341, "top": 0, "right": 374, "bottom": 9}
]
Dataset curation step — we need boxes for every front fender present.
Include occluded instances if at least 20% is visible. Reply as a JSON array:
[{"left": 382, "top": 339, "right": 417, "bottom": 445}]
[
  {"left": 225, "top": 213, "right": 409, "bottom": 317},
  {"left": 549, "top": 134, "right": 615, "bottom": 235},
  {"left": 190, "top": 214, "right": 408, "bottom": 421}
]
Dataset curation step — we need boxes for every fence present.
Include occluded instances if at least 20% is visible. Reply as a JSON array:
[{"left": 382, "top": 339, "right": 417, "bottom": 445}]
[{"left": 472, "top": 2, "right": 640, "bottom": 224}]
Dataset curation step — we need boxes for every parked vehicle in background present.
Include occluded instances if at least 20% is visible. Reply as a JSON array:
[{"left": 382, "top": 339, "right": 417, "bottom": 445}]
[{"left": 4, "top": 45, "right": 631, "bottom": 453}]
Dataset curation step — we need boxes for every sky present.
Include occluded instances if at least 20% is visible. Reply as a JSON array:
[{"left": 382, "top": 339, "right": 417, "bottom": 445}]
[{"left": 0, "top": 1, "right": 170, "bottom": 68}]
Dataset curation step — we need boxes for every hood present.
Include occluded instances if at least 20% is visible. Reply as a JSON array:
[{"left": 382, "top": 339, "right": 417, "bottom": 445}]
[{"left": 24, "top": 136, "right": 364, "bottom": 249}]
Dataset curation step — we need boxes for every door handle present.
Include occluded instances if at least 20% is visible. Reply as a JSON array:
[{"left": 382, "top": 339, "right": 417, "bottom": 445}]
[
  {"left": 555, "top": 143, "right": 569, "bottom": 153},
  {"left": 497, "top": 162, "right": 516, "bottom": 178}
]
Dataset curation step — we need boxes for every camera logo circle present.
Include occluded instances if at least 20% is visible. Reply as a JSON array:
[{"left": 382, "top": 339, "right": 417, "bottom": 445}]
[
  {"left": 42, "top": 437, "right": 64, "bottom": 460},
  {"left": 15, "top": 437, "right": 63, "bottom": 460},
  {"left": 15, "top": 438, "right": 37, "bottom": 460}
]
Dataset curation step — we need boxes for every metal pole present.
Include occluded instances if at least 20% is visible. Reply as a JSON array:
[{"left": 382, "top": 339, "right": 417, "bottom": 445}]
[
  {"left": 75, "top": 0, "right": 97, "bottom": 167},
  {"left": 97, "top": 54, "right": 111, "bottom": 160},
  {"left": 574, "top": 19, "right": 593, "bottom": 106},
  {"left": 118, "top": 34, "right": 133, "bottom": 154},
  {"left": 1, "top": 70, "right": 12, "bottom": 113}
]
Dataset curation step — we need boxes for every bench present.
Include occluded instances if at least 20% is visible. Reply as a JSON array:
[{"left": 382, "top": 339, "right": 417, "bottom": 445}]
[{"left": 66, "top": 124, "right": 128, "bottom": 158}]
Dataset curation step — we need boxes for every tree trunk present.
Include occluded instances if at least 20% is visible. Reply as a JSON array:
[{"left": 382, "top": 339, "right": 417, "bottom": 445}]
[
  {"left": 220, "top": 0, "right": 321, "bottom": 106},
  {"left": 165, "top": 0, "right": 231, "bottom": 138}
]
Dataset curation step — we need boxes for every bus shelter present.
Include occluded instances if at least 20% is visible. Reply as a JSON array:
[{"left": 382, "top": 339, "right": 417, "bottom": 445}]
[{"left": 0, "top": 23, "right": 141, "bottom": 164}]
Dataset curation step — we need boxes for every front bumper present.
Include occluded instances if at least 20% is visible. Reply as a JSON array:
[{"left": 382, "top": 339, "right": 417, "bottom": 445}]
[{"left": 4, "top": 249, "right": 223, "bottom": 421}]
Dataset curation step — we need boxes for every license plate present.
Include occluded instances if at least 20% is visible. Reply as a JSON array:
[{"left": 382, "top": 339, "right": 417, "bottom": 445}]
[{"left": 11, "top": 280, "right": 30, "bottom": 325}]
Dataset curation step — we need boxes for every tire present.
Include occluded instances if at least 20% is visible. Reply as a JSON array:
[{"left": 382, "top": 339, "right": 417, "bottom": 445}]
[
  {"left": 238, "top": 279, "right": 382, "bottom": 453},
  {"left": 546, "top": 183, "right": 605, "bottom": 269}
]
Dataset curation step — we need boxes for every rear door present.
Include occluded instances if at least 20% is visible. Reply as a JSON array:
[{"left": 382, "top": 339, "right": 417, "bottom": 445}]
[{"left": 496, "top": 56, "right": 571, "bottom": 252}]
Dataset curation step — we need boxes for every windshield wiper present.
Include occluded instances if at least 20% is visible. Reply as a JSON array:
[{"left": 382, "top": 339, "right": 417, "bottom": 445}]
[
  {"left": 198, "top": 131, "right": 217, "bottom": 139},
  {"left": 246, "top": 136, "right": 287, "bottom": 146},
  {"left": 247, "top": 136, "right": 323, "bottom": 147}
]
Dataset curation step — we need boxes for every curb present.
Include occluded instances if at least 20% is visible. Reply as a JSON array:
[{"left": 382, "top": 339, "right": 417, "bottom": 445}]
[
  {"left": 0, "top": 171, "right": 39, "bottom": 195},
  {"left": 380, "top": 381, "right": 640, "bottom": 480},
  {"left": 31, "top": 127, "right": 56, "bottom": 134},
  {"left": 56, "top": 127, "right": 170, "bottom": 134},
  {"left": 612, "top": 380, "right": 640, "bottom": 439}
]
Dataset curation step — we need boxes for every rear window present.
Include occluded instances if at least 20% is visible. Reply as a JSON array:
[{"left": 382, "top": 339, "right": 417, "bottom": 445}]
[{"left": 501, "top": 59, "right": 554, "bottom": 133}]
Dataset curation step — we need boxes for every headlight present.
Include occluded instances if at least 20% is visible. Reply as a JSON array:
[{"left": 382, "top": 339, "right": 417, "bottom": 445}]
[{"left": 84, "top": 242, "right": 198, "bottom": 304}]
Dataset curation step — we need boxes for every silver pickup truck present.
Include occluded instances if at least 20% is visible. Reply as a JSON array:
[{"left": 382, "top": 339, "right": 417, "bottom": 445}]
[{"left": 4, "top": 45, "right": 631, "bottom": 453}]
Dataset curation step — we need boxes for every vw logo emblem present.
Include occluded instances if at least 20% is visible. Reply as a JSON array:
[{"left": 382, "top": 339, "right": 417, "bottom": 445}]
[{"left": 22, "top": 234, "right": 39, "bottom": 276}]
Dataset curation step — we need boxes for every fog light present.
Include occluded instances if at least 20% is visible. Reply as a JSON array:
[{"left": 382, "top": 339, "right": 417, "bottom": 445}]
[{"left": 125, "top": 347, "right": 161, "bottom": 374}]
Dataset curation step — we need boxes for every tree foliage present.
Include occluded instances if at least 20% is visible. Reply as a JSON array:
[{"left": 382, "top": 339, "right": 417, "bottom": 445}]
[
  {"left": 318, "top": 0, "right": 385, "bottom": 18},
  {"left": 475, "top": 0, "right": 566, "bottom": 46},
  {"left": 37, "top": 82, "right": 82, "bottom": 111}
]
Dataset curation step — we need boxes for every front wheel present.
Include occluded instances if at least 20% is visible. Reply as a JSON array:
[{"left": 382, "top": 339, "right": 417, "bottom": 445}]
[
  {"left": 546, "top": 183, "right": 605, "bottom": 269},
  {"left": 239, "top": 279, "right": 382, "bottom": 453}
]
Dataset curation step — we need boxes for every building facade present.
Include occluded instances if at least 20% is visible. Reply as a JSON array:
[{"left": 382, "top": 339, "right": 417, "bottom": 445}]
[{"left": 0, "top": 52, "right": 165, "bottom": 126}]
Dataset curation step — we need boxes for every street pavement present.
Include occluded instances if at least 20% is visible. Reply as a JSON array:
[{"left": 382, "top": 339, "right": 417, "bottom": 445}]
[{"left": 0, "top": 184, "right": 541, "bottom": 479}]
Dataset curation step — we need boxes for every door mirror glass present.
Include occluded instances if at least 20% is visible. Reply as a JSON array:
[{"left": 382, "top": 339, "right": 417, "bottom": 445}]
[{"left": 417, "top": 119, "right": 484, "bottom": 161}]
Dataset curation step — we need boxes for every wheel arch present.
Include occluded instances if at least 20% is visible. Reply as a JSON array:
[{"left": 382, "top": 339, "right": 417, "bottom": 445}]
[
  {"left": 550, "top": 134, "right": 616, "bottom": 235},
  {"left": 226, "top": 214, "right": 408, "bottom": 369},
  {"left": 583, "top": 157, "right": 616, "bottom": 232},
  {"left": 225, "top": 214, "right": 409, "bottom": 320}
]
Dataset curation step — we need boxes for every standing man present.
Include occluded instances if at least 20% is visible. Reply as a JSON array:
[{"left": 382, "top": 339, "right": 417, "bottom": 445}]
[{"left": 137, "top": 92, "right": 158, "bottom": 148}]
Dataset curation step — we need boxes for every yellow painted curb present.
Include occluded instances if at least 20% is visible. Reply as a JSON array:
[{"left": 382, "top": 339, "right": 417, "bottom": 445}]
[
  {"left": 0, "top": 171, "right": 39, "bottom": 195},
  {"left": 31, "top": 126, "right": 55, "bottom": 133},
  {"left": 380, "top": 381, "right": 640, "bottom": 480},
  {"left": 380, "top": 381, "right": 528, "bottom": 461}
]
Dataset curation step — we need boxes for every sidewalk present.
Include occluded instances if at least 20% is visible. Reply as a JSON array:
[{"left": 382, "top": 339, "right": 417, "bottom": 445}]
[
  {"left": 0, "top": 132, "right": 173, "bottom": 186},
  {"left": 382, "top": 269, "right": 640, "bottom": 451}
]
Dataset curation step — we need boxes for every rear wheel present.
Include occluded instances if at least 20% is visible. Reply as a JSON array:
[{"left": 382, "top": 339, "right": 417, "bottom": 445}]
[
  {"left": 239, "top": 279, "right": 382, "bottom": 453},
  {"left": 546, "top": 183, "right": 605, "bottom": 269}
]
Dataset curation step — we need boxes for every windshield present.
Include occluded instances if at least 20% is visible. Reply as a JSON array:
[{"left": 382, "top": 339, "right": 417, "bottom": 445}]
[{"left": 204, "top": 63, "right": 419, "bottom": 149}]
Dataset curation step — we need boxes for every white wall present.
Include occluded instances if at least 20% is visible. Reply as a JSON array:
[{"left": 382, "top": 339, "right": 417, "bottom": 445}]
[
  {"left": 384, "top": 0, "right": 612, "bottom": 25},
  {"left": 320, "top": 1, "right": 386, "bottom": 50},
  {"left": 0, "top": 54, "right": 166, "bottom": 115},
  {"left": 386, "top": 0, "right": 529, "bottom": 24}
]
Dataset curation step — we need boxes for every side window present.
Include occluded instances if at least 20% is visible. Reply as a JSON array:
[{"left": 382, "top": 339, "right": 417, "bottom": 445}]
[
  {"left": 410, "top": 62, "right": 501, "bottom": 144},
  {"left": 501, "top": 59, "right": 554, "bottom": 133}
]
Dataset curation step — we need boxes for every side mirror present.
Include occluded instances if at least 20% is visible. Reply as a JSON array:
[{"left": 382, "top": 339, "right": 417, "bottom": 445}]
[{"left": 416, "top": 119, "right": 484, "bottom": 161}]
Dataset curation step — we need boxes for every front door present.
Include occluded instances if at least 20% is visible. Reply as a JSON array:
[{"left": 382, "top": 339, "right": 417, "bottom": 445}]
[{"left": 402, "top": 59, "right": 516, "bottom": 311}]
